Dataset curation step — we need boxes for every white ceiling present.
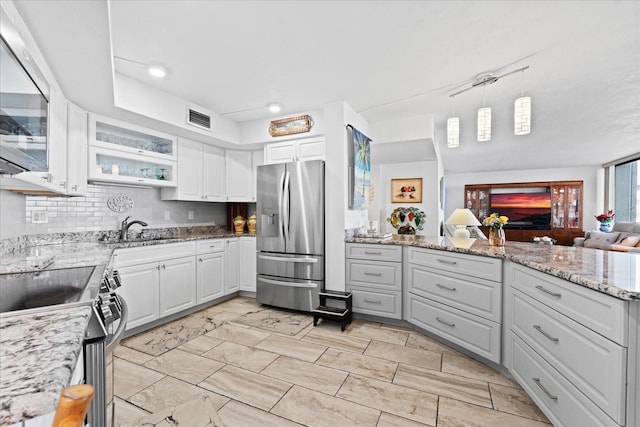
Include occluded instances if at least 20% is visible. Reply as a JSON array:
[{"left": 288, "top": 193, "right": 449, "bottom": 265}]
[{"left": 12, "top": 0, "right": 640, "bottom": 174}]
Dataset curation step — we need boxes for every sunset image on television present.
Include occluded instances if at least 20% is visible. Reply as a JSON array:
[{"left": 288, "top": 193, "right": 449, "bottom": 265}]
[{"left": 490, "top": 192, "right": 552, "bottom": 226}]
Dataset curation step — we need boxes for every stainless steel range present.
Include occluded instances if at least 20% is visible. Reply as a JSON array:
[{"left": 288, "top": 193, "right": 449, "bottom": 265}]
[{"left": 0, "top": 265, "right": 128, "bottom": 427}]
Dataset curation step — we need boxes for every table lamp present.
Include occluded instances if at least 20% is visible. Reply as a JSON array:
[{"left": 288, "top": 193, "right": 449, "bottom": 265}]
[{"left": 445, "top": 208, "right": 481, "bottom": 238}]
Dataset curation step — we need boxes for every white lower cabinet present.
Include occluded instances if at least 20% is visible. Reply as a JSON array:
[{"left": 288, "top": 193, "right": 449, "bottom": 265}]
[
  {"left": 196, "top": 240, "right": 226, "bottom": 304},
  {"left": 345, "top": 243, "right": 402, "bottom": 319},
  {"left": 239, "top": 236, "right": 257, "bottom": 292},
  {"left": 504, "top": 261, "right": 630, "bottom": 426},
  {"left": 226, "top": 238, "right": 239, "bottom": 293},
  {"left": 114, "top": 242, "right": 196, "bottom": 331},
  {"left": 116, "top": 262, "right": 160, "bottom": 330},
  {"left": 159, "top": 257, "right": 196, "bottom": 317},
  {"left": 405, "top": 247, "right": 502, "bottom": 364}
]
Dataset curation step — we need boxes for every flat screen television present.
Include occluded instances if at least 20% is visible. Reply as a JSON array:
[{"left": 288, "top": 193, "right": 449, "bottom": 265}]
[{"left": 489, "top": 192, "right": 551, "bottom": 230}]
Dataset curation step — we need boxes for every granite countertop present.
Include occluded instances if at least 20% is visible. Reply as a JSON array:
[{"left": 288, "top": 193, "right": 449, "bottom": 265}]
[
  {"left": 346, "top": 235, "right": 640, "bottom": 301},
  {"left": 0, "top": 228, "right": 251, "bottom": 425}
]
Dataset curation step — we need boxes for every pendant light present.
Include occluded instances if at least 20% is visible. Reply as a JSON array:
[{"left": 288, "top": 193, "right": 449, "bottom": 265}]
[
  {"left": 447, "top": 95, "right": 460, "bottom": 148},
  {"left": 514, "top": 70, "right": 531, "bottom": 135},
  {"left": 477, "top": 86, "right": 491, "bottom": 141}
]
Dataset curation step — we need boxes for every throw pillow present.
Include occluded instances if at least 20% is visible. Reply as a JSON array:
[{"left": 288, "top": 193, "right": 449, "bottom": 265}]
[
  {"left": 583, "top": 231, "right": 621, "bottom": 249},
  {"left": 618, "top": 234, "right": 640, "bottom": 247}
]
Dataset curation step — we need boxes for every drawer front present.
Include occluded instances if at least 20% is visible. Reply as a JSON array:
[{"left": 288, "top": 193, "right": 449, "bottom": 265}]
[
  {"left": 346, "top": 259, "right": 402, "bottom": 290},
  {"left": 196, "top": 239, "right": 225, "bottom": 254},
  {"left": 511, "top": 335, "right": 619, "bottom": 427},
  {"left": 407, "top": 264, "right": 501, "bottom": 322},
  {"left": 511, "top": 289, "right": 626, "bottom": 423},
  {"left": 407, "top": 293, "right": 501, "bottom": 363},
  {"left": 113, "top": 242, "right": 196, "bottom": 267},
  {"left": 509, "top": 263, "right": 628, "bottom": 345},
  {"left": 346, "top": 243, "right": 402, "bottom": 262},
  {"left": 406, "top": 247, "right": 501, "bottom": 282},
  {"left": 348, "top": 287, "right": 401, "bottom": 319}
]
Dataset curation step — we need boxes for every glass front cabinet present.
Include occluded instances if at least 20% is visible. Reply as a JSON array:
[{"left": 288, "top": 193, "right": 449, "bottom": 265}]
[
  {"left": 464, "top": 185, "right": 490, "bottom": 223},
  {"left": 551, "top": 181, "right": 583, "bottom": 231},
  {"left": 88, "top": 115, "right": 177, "bottom": 187}
]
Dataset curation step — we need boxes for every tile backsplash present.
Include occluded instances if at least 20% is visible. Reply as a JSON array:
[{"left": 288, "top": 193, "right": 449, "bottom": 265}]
[{"left": 0, "top": 183, "right": 228, "bottom": 239}]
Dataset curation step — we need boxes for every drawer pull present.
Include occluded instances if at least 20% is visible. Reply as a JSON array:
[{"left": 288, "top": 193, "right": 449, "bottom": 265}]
[
  {"left": 532, "top": 378, "right": 558, "bottom": 401},
  {"left": 363, "top": 299, "right": 382, "bottom": 304},
  {"left": 364, "top": 251, "right": 383, "bottom": 255},
  {"left": 436, "top": 283, "right": 457, "bottom": 291},
  {"left": 436, "top": 317, "right": 455, "bottom": 327},
  {"left": 364, "top": 272, "right": 382, "bottom": 277},
  {"left": 436, "top": 259, "right": 457, "bottom": 265},
  {"left": 535, "top": 285, "right": 562, "bottom": 298},
  {"left": 533, "top": 325, "right": 559, "bottom": 343}
]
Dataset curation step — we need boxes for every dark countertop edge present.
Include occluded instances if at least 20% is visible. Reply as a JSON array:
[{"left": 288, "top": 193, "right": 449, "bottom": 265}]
[{"left": 345, "top": 237, "right": 640, "bottom": 301}]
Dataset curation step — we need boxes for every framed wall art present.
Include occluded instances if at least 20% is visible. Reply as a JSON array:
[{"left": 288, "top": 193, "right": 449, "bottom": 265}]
[
  {"left": 269, "top": 114, "right": 312, "bottom": 137},
  {"left": 391, "top": 178, "right": 423, "bottom": 203}
]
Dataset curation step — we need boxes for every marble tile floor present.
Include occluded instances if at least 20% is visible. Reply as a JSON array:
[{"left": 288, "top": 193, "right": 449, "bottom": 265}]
[{"left": 112, "top": 296, "right": 551, "bottom": 427}]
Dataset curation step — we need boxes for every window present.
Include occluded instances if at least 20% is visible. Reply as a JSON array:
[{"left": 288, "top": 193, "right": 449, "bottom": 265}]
[{"left": 605, "top": 155, "right": 640, "bottom": 222}]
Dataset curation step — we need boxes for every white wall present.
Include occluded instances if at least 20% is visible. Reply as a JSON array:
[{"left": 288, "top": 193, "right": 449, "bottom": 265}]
[
  {"left": 324, "top": 101, "right": 370, "bottom": 292},
  {"left": 445, "top": 166, "right": 603, "bottom": 231},
  {"left": 113, "top": 73, "right": 240, "bottom": 145},
  {"left": 372, "top": 161, "right": 441, "bottom": 236},
  {"left": 239, "top": 109, "right": 325, "bottom": 145}
]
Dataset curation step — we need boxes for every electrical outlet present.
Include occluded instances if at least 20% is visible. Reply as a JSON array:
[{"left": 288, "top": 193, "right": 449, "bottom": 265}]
[
  {"left": 164, "top": 211, "right": 170, "bottom": 221},
  {"left": 188, "top": 211, "right": 194, "bottom": 220},
  {"left": 32, "top": 211, "right": 48, "bottom": 223}
]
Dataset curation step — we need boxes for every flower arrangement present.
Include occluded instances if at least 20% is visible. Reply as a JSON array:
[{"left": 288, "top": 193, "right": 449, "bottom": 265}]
[
  {"left": 595, "top": 210, "right": 615, "bottom": 223},
  {"left": 483, "top": 212, "right": 509, "bottom": 229}
]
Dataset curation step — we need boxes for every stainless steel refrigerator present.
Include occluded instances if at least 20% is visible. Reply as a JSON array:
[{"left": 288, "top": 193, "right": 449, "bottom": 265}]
[{"left": 256, "top": 160, "right": 324, "bottom": 312}]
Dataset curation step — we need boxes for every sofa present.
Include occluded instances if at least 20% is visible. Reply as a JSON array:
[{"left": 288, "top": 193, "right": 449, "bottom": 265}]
[{"left": 573, "top": 221, "right": 640, "bottom": 252}]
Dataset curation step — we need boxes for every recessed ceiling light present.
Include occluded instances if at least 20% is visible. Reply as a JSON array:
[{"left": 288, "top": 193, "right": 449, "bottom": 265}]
[
  {"left": 148, "top": 65, "right": 166, "bottom": 78},
  {"left": 268, "top": 103, "right": 281, "bottom": 113}
]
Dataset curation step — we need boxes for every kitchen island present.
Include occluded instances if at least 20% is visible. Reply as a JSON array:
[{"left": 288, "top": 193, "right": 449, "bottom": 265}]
[
  {"left": 345, "top": 234, "right": 639, "bottom": 427},
  {"left": 346, "top": 234, "right": 640, "bottom": 300}
]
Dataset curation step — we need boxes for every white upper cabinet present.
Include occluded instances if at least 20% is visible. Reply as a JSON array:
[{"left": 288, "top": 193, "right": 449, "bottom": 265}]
[
  {"left": 161, "top": 138, "right": 224, "bottom": 202},
  {"left": 225, "top": 150, "right": 253, "bottom": 202},
  {"left": 65, "top": 102, "right": 88, "bottom": 196},
  {"left": 264, "top": 137, "right": 325, "bottom": 164},
  {"left": 252, "top": 149, "right": 264, "bottom": 201},
  {"left": 88, "top": 114, "right": 177, "bottom": 187}
]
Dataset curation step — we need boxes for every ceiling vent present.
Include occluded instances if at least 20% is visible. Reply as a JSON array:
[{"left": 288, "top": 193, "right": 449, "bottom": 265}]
[{"left": 186, "top": 106, "right": 212, "bottom": 131}]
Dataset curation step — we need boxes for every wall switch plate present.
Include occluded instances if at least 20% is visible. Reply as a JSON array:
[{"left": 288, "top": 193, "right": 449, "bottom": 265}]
[
  {"left": 188, "top": 211, "right": 194, "bottom": 220},
  {"left": 164, "top": 211, "right": 170, "bottom": 221},
  {"left": 32, "top": 212, "right": 48, "bottom": 223}
]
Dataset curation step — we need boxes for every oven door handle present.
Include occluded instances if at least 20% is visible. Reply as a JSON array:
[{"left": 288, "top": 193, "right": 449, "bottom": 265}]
[{"left": 106, "top": 296, "right": 128, "bottom": 353}]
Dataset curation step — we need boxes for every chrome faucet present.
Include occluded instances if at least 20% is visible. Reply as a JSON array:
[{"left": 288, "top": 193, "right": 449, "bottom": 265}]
[{"left": 120, "top": 216, "right": 148, "bottom": 241}]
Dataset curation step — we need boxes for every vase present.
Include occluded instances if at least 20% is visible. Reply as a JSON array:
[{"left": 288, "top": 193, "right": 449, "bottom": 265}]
[
  {"left": 489, "top": 227, "right": 505, "bottom": 246},
  {"left": 599, "top": 221, "right": 614, "bottom": 232}
]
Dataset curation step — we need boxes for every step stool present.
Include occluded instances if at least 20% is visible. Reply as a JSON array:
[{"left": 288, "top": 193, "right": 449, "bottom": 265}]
[{"left": 313, "top": 290, "right": 353, "bottom": 331}]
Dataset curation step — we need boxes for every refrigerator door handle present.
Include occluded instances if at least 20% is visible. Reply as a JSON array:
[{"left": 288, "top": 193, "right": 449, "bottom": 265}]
[
  {"left": 278, "top": 171, "right": 286, "bottom": 239},
  {"left": 282, "top": 170, "right": 291, "bottom": 242},
  {"left": 258, "top": 254, "right": 319, "bottom": 263},
  {"left": 259, "top": 277, "right": 318, "bottom": 288}
]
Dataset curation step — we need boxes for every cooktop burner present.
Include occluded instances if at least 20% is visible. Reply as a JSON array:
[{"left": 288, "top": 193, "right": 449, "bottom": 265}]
[{"left": 0, "top": 266, "right": 96, "bottom": 315}]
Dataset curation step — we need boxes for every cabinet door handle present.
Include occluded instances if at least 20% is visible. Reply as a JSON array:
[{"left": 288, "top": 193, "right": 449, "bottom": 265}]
[
  {"left": 198, "top": 258, "right": 203, "bottom": 262},
  {"left": 162, "top": 264, "right": 166, "bottom": 269},
  {"left": 436, "top": 317, "right": 455, "bottom": 327},
  {"left": 533, "top": 325, "right": 559, "bottom": 343},
  {"left": 59, "top": 182, "right": 66, "bottom": 188},
  {"left": 436, "top": 259, "right": 457, "bottom": 265},
  {"left": 72, "top": 185, "right": 78, "bottom": 191},
  {"left": 364, "top": 272, "right": 382, "bottom": 277},
  {"left": 156, "top": 265, "right": 161, "bottom": 270},
  {"left": 363, "top": 299, "right": 382, "bottom": 304},
  {"left": 364, "top": 251, "right": 382, "bottom": 255},
  {"left": 535, "top": 286, "right": 562, "bottom": 298},
  {"left": 532, "top": 378, "right": 558, "bottom": 401},
  {"left": 138, "top": 179, "right": 144, "bottom": 182},
  {"left": 138, "top": 150, "right": 144, "bottom": 154},
  {"left": 436, "top": 283, "right": 457, "bottom": 291}
]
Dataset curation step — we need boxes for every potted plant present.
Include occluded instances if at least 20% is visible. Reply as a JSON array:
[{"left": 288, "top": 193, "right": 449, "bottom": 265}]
[{"left": 595, "top": 210, "right": 615, "bottom": 232}]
